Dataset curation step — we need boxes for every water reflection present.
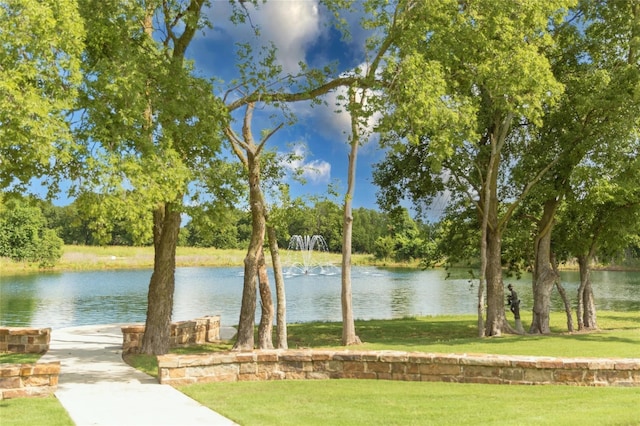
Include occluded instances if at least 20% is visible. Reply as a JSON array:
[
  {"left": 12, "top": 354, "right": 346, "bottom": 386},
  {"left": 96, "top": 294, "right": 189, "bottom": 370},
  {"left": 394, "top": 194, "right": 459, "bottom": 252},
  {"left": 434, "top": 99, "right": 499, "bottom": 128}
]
[
  {"left": 1, "top": 267, "right": 638, "bottom": 329},
  {"left": 389, "top": 284, "right": 415, "bottom": 318}
]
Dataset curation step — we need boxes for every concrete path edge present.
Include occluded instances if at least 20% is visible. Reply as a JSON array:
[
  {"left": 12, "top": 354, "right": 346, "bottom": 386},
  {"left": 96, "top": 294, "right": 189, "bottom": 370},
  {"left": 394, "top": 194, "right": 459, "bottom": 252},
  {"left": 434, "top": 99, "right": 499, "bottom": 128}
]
[{"left": 41, "top": 324, "right": 238, "bottom": 426}]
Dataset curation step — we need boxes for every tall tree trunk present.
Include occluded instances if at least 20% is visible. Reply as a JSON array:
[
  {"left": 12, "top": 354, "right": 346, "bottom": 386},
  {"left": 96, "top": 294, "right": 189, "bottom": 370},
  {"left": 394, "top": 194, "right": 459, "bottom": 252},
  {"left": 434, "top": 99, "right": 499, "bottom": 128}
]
[
  {"left": 257, "top": 247, "right": 273, "bottom": 349},
  {"left": 484, "top": 223, "right": 512, "bottom": 336},
  {"left": 233, "top": 153, "right": 265, "bottom": 351},
  {"left": 477, "top": 160, "right": 492, "bottom": 338},
  {"left": 138, "top": 0, "right": 205, "bottom": 355},
  {"left": 530, "top": 200, "right": 560, "bottom": 334},
  {"left": 267, "top": 225, "right": 288, "bottom": 349},
  {"left": 577, "top": 255, "right": 598, "bottom": 330},
  {"left": 341, "top": 88, "right": 362, "bottom": 346},
  {"left": 227, "top": 103, "right": 282, "bottom": 351},
  {"left": 482, "top": 134, "right": 513, "bottom": 337},
  {"left": 341, "top": 197, "right": 360, "bottom": 345},
  {"left": 140, "top": 203, "right": 180, "bottom": 355}
]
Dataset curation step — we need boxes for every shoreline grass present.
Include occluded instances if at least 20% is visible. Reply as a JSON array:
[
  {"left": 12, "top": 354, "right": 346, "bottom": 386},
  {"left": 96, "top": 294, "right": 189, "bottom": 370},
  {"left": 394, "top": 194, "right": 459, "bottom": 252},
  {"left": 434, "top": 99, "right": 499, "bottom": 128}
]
[
  {"left": 3, "top": 244, "right": 637, "bottom": 276},
  {"left": 1, "top": 245, "right": 414, "bottom": 275}
]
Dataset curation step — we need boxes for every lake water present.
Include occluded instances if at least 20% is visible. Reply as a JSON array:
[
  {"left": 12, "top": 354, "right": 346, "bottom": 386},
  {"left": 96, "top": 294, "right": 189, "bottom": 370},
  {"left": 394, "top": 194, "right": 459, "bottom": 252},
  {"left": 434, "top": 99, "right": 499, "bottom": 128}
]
[{"left": 1, "top": 267, "right": 638, "bottom": 329}]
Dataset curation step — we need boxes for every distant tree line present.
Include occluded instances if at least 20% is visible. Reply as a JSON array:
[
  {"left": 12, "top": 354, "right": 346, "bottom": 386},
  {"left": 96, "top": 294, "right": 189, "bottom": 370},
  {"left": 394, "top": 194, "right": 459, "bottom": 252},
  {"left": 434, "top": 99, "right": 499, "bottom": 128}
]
[
  {"left": 0, "top": 192, "right": 440, "bottom": 264},
  {"left": 3, "top": 191, "right": 638, "bottom": 272}
]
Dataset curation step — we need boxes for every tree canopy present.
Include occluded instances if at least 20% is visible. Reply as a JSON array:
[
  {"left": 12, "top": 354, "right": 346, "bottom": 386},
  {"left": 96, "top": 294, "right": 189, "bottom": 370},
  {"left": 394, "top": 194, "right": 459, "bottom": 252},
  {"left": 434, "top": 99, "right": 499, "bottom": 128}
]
[{"left": 0, "top": 0, "right": 84, "bottom": 194}]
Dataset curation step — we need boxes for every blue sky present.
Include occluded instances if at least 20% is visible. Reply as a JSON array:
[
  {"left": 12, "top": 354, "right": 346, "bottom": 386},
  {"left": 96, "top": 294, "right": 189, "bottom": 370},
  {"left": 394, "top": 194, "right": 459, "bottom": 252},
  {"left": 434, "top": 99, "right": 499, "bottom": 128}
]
[{"left": 187, "top": 1, "right": 385, "bottom": 210}]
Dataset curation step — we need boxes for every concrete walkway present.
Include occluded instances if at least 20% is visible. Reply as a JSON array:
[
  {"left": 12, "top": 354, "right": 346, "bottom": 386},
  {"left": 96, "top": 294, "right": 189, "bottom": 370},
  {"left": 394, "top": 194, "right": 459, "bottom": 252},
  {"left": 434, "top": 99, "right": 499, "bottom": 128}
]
[{"left": 41, "top": 324, "right": 238, "bottom": 426}]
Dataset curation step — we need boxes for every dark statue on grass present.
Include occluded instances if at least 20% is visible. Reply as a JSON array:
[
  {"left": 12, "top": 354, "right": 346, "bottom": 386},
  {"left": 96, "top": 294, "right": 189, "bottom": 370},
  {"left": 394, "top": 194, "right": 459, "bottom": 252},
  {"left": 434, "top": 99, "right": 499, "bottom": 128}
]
[
  {"left": 507, "top": 284, "right": 525, "bottom": 333},
  {"left": 507, "top": 284, "right": 520, "bottom": 319}
]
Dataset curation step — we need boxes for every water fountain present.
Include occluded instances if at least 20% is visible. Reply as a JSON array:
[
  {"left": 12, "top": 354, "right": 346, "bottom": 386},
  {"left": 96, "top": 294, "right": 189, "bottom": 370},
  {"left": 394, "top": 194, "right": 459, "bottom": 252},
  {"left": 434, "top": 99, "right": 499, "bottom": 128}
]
[{"left": 285, "top": 235, "right": 340, "bottom": 276}]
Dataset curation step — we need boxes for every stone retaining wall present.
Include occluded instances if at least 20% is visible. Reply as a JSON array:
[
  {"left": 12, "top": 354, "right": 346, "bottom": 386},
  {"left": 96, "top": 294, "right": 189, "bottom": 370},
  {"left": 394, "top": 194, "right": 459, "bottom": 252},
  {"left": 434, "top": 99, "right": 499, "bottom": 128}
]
[
  {"left": 0, "top": 362, "right": 60, "bottom": 399},
  {"left": 0, "top": 327, "right": 51, "bottom": 353},
  {"left": 157, "top": 350, "right": 640, "bottom": 387},
  {"left": 122, "top": 315, "right": 221, "bottom": 354}
]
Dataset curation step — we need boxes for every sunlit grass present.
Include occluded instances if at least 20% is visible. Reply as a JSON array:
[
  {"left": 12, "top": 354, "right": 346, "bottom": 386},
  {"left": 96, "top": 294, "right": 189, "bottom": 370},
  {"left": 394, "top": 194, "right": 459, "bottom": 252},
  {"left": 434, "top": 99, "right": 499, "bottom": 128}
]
[
  {"left": 0, "top": 396, "right": 73, "bottom": 426},
  {"left": 0, "top": 353, "right": 42, "bottom": 364},
  {"left": 285, "top": 311, "right": 640, "bottom": 358},
  {"left": 181, "top": 379, "right": 640, "bottom": 426}
]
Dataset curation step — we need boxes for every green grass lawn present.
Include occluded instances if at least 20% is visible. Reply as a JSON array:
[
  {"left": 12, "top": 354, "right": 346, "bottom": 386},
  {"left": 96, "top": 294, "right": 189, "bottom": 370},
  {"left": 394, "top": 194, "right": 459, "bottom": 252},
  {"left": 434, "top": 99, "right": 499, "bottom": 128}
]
[
  {"left": 175, "top": 312, "right": 640, "bottom": 425},
  {"left": 180, "top": 379, "right": 640, "bottom": 426},
  {"left": 284, "top": 311, "right": 640, "bottom": 358}
]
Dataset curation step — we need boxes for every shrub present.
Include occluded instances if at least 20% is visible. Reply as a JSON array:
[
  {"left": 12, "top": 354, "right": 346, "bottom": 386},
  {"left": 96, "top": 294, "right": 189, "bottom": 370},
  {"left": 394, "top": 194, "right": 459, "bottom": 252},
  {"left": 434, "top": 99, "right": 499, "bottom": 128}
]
[{"left": 0, "top": 200, "right": 63, "bottom": 268}]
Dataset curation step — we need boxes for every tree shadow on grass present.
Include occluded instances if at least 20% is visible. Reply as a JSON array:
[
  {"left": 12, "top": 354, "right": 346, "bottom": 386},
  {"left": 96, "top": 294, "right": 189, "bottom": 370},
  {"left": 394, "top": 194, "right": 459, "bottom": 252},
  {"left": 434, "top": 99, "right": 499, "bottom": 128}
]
[
  {"left": 286, "top": 316, "right": 639, "bottom": 357},
  {"left": 287, "top": 317, "right": 478, "bottom": 348}
]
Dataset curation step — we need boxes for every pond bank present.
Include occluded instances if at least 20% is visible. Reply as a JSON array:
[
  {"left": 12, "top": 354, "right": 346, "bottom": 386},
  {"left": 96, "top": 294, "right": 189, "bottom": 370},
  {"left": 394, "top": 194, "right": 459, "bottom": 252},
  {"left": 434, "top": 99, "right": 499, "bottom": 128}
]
[
  {"left": 3, "top": 245, "right": 638, "bottom": 276},
  {"left": 0, "top": 245, "right": 414, "bottom": 275}
]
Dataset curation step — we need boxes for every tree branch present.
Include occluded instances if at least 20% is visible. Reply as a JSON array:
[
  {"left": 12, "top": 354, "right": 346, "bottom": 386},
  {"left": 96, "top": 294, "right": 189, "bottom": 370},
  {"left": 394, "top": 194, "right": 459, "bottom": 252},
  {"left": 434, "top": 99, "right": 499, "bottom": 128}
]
[{"left": 226, "top": 76, "right": 359, "bottom": 112}]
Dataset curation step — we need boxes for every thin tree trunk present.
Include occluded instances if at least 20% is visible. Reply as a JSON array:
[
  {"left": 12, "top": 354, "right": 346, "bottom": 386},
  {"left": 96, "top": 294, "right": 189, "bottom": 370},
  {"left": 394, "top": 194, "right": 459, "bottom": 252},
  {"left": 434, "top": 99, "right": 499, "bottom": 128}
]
[
  {"left": 257, "top": 247, "right": 273, "bottom": 349},
  {"left": 140, "top": 203, "right": 180, "bottom": 355},
  {"left": 341, "top": 198, "right": 360, "bottom": 345},
  {"left": 267, "top": 225, "right": 287, "bottom": 349},
  {"left": 477, "top": 152, "right": 491, "bottom": 337},
  {"left": 582, "top": 279, "right": 597, "bottom": 329},
  {"left": 477, "top": 176, "right": 491, "bottom": 337},
  {"left": 530, "top": 200, "right": 559, "bottom": 334},
  {"left": 552, "top": 254, "right": 574, "bottom": 332},
  {"left": 341, "top": 87, "right": 361, "bottom": 346},
  {"left": 577, "top": 255, "right": 598, "bottom": 330}
]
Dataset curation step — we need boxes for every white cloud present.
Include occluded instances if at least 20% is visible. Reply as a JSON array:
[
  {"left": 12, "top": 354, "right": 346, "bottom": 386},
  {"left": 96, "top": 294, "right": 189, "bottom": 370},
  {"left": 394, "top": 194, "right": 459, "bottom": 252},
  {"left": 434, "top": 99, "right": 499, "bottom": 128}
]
[
  {"left": 281, "top": 144, "right": 331, "bottom": 184},
  {"left": 302, "top": 159, "right": 331, "bottom": 183},
  {"left": 205, "top": 1, "right": 325, "bottom": 74},
  {"left": 254, "top": 1, "right": 322, "bottom": 72}
]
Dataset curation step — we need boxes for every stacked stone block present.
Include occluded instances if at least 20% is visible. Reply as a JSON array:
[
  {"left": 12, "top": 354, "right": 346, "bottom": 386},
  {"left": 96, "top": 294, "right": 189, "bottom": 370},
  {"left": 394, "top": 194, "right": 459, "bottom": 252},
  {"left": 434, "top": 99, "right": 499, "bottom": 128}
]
[
  {"left": 0, "top": 327, "right": 51, "bottom": 353},
  {"left": 0, "top": 362, "right": 60, "bottom": 399},
  {"left": 121, "top": 315, "right": 221, "bottom": 354},
  {"left": 0, "top": 327, "right": 58, "bottom": 399},
  {"left": 157, "top": 350, "right": 640, "bottom": 387}
]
